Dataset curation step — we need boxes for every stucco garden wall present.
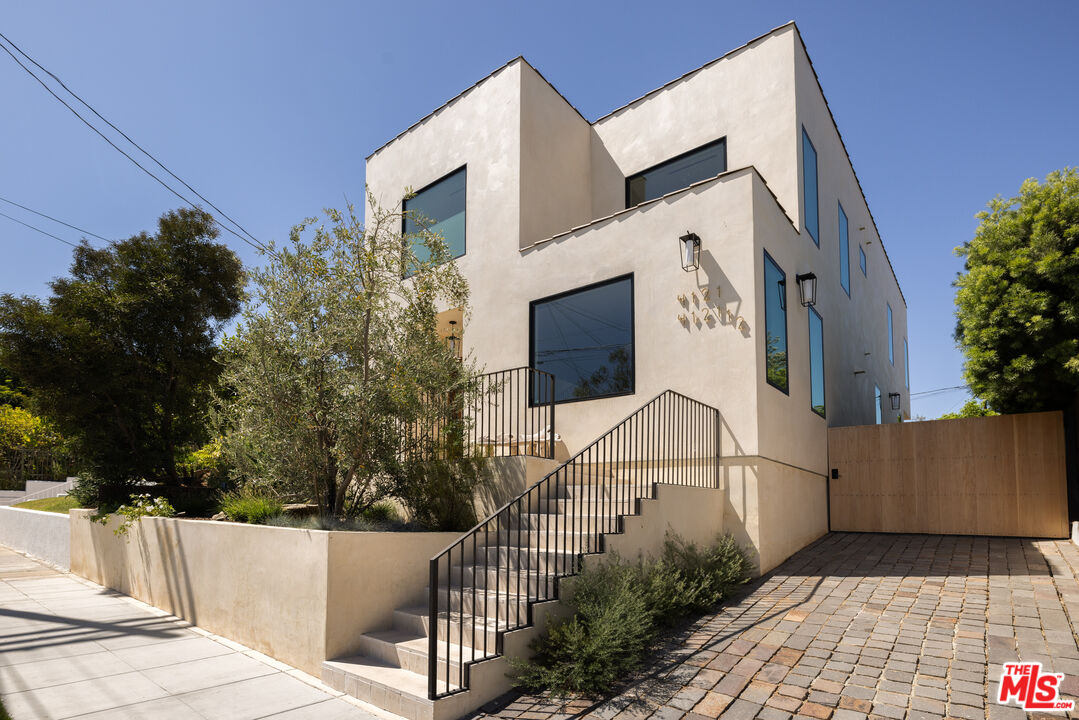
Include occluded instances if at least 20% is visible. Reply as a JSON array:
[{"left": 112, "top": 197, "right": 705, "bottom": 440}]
[
  {"left": 68, "top": 510, "right": 456, "bottom": 675},
  {"left": 0, "top": 506, "right": 70, "bottom": 570}
]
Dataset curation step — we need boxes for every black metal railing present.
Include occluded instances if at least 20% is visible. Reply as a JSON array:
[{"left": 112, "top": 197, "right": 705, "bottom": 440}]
[
  {"left": 427, "top": 389, "right": 720, "bottom": 698},
  {"left": 405, "top": 367, "right": 556, "bottom": 462}
]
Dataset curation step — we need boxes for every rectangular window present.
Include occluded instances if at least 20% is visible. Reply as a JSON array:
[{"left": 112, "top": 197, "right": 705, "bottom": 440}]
[
  {"left": 403, "top": 167, "right": 466, "bottom": 269},
  {"left": 904, "top": 338, "right": 910, "bottom": 389},
  {"left": 626, "top": 138, "right": 726, "bottom": 207},
  {"left": 764, "top": 251, "right": 788, "bottom": 393},
  {"left": 887, "top": 303, "right": 894, "bottom": 365},
  {"left": 809, "top": 307, "right": 825, "bottom": 417},
  {"left": 838, "top": 203, "right": 850, "bottom": 297},
  {"left": 802, "top": 128, "right": 819, "bottom": 246},
  {"left": 874, "top": 385, "right": 882, "bottom": 424},
  {"left": 530, "top": 275, "right": 634, "bottom": 403},
  {"left": 859, "top": 244, "right": 867, "bottom": 276}
]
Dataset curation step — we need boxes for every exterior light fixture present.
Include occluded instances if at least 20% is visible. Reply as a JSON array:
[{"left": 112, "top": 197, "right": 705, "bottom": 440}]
[
  {"left": 888, "top": 392, "right": 901, "bottom": 411},
  {"left": 447, "top": 320, "right": 461, "bottom": 360},
  {"left": 679, "top": 232, "right": 701, "bottom": 272},
  {"left": 795, "top": 272, "right": 818, "bottom": 307}
]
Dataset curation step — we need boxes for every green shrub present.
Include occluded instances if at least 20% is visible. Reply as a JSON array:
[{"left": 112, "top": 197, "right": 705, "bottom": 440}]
[
  {"left": 361, "top": 500, "right": 401, "bottom": 525},
  {"left": 513, "top": 533, "right": 751, "bottom": 696},
  {"left": 92, "top": 494, "right": 176, "bottom": 536},
  {"left": 220, "top": 488, "right": 284, "bottom": 524},
  {"left": 396, "top": 454, "right": 488, "bottom": 531},
  {"left": 0, "top": 404, "right": 61, "bottom": 453}
]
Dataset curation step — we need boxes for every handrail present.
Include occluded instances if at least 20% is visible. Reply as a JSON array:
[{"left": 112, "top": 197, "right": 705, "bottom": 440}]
[
  {"left": 427, "top": 389, "right": 720, "bottom": 699},
  {"left": 407, "top": 367, "right": 557, "bottom": 461}
]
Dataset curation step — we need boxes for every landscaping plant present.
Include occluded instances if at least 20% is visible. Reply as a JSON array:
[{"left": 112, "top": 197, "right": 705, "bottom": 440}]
[
  {"left": 220, "top": 487, "right": 284, "bottom": 524},
  {"left": 96, "top": 494, "right": 177, "bottom": 537},
  {"left": 0, "top": 208, "right": 244, "bottom": 505},
  {"left": 512, "top": 533, "right": 751, "bottom": 696},
  {"left": 217, "top": 195, "right": 478, "bottom": 521}
]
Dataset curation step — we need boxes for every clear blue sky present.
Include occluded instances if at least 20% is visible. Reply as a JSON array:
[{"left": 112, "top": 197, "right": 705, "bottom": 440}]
[{"left": 2, "top": 1, "right": 1077, "bottom": 418}]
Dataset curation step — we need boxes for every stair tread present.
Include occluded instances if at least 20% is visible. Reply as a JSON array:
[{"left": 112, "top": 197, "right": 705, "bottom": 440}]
[
  {"left": 365, "top": 628, "right": 500, "bottom": 663},
  {"left": 325, "top": 654, "right": 452, "bottom": 696}
]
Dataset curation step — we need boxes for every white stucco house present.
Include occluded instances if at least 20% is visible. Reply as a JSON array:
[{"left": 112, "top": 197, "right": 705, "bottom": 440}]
[{"left": 325, "top": 21, "right": 910, "bottom": 719}]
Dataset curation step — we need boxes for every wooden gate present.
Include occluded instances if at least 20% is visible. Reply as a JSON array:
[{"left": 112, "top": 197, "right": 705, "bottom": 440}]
[{"left": 828, "top": 411, "right": 1068, "bottom": 538}]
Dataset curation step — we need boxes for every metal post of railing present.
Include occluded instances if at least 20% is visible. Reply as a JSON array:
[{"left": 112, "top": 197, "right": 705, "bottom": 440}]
[{"left": 428, "top": 558, "right": 438, "bottom": 700}]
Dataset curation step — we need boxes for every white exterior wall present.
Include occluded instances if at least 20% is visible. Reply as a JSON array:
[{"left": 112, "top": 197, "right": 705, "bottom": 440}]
[
  {"left": 793, "top": 36, "right": 909, "bottom": 429},
  {"left": 363, "top": 24, "right": 905, "bottom": 567},
  {"left": 590, "top": 26, "right": 799, "bottom": 225}
]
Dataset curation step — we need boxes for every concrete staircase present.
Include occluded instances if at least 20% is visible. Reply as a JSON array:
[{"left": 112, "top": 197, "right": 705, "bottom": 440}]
[{"left": 321, "top": 474, "right": 638, "bottom": 720}]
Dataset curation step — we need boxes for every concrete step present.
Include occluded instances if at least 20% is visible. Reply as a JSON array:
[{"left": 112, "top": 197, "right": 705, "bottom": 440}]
[
  {"left": 393, "top": 605, "right": 500, "bottom": 652},
  {"left": 357, "top": 629, "right": 497, "bottom": 676},
  {"left": 450, "top": 563, "right": 557, "bottom": 595},
  {"left": 322, "top": 655, "right": 444, "bottom": 720}
]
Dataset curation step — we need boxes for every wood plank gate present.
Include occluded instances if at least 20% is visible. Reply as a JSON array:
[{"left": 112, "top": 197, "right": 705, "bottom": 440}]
[{"left": 828, "top": 411, "right": 1068, "bottom": 538}]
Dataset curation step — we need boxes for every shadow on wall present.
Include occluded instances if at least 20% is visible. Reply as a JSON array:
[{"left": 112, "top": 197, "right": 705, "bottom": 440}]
[{"left": 147, "top": 520, "right": 197, "bottom": 626}]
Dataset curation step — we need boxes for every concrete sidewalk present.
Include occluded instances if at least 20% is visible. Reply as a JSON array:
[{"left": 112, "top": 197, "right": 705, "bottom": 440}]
[{"left": 0, "top": 545, "right": 389, "bottom": 720}]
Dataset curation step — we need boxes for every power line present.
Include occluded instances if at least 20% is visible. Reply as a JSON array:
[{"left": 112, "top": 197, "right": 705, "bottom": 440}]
[
  {"left": 0, "top": 30, "right": 262, "bottom": 250},
  {"left": 0, "top": 32, "right": 268, "bottom": 256},
  {"left": 0, "top": 195, "right": 110, "bottom": 243},
  {"left": 910, "top": 385, "right": 969, "bottom": 399},
  {"left": 0, "top": 210, "right": 79, "bottom": 248}
]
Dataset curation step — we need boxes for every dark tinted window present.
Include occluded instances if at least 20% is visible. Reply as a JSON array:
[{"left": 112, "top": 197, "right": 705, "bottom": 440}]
[
  {"left": 626, "top": 139, "right": 726, "bottom": 207},
  {"left": 809, "top": 307, "right": 825, "bottom": 417},
  {"left": 838, "top": 203, "right": 850, "bottom": 296},
  {"left": 859, "top": 245, "right": 867, "bottom": 276},
  {"left": 802, "top": 129, "right": 819, "bottom": 245},
  {"left": 764, "top": 252, "right": 788, "bottom": 393},
  {"left": 403, "top": 167, "right": 466, "bottom": 266},
  {"left": 531, "top": 276, "right": 634, "bottom": 403}
]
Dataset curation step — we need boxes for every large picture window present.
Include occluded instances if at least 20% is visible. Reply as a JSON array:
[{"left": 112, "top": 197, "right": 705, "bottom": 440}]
[
  {"left": 530, "top": 275, "right": 634, "bottom": 403},
  {"left": 809, "top": 307, "right": 825, "bottom": 417},
  {"left": 403, "top": 167, "right": 466, "bottom": 268},
  {"left": 802, "top": 128, "right": 819, "bottom": 246},
  {"left": 764, "top": 252, "right": 788, "bottom": 393},
  {"left": 626, "top": 138, "right": 726, "bottom": 207}
]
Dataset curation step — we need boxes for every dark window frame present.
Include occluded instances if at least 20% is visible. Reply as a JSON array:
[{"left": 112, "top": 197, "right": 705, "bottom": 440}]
[
  {"left": 887, "top": 302, "right": 894, "bottom": 366},
  {"left": 763, "top": 250, "right": 790, "bottom": 396},
  {"left": 529, "top": 273, "right": 636, "bottom": 406},
  {"left": 624, "top": 137, "right": 727, "bottom": 208},
  {"left": 401, "top": 165, "right": 467, "bottom": 276},
  {"left": 838, "top": 202, "right": 850, "bottom": 298},
  {"left": 859, "top": 244, "right": 867, "bottom": 276},
  {"left": 802, "top": 127, "right": 819, "bottom": 247},
  {"left": 808, "top": 305, "right": 826, "bottom": 418}
]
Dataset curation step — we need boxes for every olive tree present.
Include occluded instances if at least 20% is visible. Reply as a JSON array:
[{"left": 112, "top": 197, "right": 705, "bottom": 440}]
[{"left": 218, "top": 196, "right": 475, "bottom": 518}]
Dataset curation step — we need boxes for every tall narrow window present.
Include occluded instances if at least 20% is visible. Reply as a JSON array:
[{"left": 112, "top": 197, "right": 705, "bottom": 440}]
[
  {"left": 874, "top": 385, "right": 882, "bottom": 424},
  {"left": 403, "top": 167, "right": 466, "bottom": 269},
  {"left": 764, "top": 252, "right": 788, "bottom": 393},
  {"left": 838, "top": 203, "right": 850, "bottom": 297},
  {"left": 530, "top": 275, "right": 634, "bottom": 403},
  {"left": 904, "top": 338, "right": 910, "bottom": 389},
  {"left": 809, "top": 307, "right": 825, "bottom": 417},
  {"left": 859, "top": 245, "right": 867, "bottom": 276},
  {"left": 626, "top": 138, "right": 726, "bottom": 207},
  {"left": 802, "top": 128, "right": 819, "bottom": 246},
  {"left": 887, "top": 303, "right": 894, "bottom": 365}
]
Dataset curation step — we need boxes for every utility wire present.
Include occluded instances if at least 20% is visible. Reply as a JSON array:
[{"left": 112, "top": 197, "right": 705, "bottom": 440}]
[
  {"left": 0, "top": 210, "right": 79, "bottom": 248},
  {"left": 0, "top": 30, "right": 262, "bottom": 249},
  {"left": 0, "top": 194, "right": 110, "bottom": 243},
  {"left": 909, "top": 385, "right": 968, "bottom": 398},
  {"left": 0, "top": 32, "right": 268, "bottom": 255}
]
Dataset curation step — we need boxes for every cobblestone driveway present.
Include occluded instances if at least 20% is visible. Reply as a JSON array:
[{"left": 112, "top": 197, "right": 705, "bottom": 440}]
[{"left": 471, "top": 533, "right": 1079, "bottom": 720}]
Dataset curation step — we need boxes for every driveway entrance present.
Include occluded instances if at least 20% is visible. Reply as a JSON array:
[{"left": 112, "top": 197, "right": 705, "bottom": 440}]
[{"left": 475, "top": 532, "right": 1079, "bottom": 720}]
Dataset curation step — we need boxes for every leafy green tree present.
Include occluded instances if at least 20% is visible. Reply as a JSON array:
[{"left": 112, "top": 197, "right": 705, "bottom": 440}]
[
  {"left": 218, "top": 197, "right": 473, "bottom": 518},
  {"left": 0, "top": 366, "right": 29, "bottom": 408},
  {"left": 955, "top": 168, "right": 1079, "bottom": 413},
  {"left": 0, "top": 208, "right": 244, "bottom": 504},
  {"left": 939, "top": 399, "right": 999, "bottom": 420}
]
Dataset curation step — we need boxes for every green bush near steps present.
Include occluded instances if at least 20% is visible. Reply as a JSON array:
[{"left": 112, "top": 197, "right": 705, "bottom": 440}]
[{"left": 511, "top": 533, "right": 752, "bottom": 696}]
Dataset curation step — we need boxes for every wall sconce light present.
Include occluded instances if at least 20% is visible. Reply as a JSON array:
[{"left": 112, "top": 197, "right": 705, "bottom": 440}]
[
  {"left": 888, "top": 392, "right": 901, "bottom": 411},
  {"left": 796, "top": 272, "right": 818, "bottom": 307},
  {"left": 679, "top": 232, "right": 701, "bottom": 272},
  {"left": 447, "top": 320, "right": 461, "bottom": 360}
]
